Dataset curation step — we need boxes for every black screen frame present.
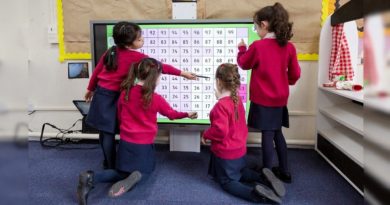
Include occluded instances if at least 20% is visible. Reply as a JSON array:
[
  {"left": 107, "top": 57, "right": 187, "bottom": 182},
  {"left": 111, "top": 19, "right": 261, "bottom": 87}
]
[
  {"left": 90, "top": 19, "right": 253, "bottom": 68},
  {"left": 89, "top": 19, "right": 256, "bottom": 129}
]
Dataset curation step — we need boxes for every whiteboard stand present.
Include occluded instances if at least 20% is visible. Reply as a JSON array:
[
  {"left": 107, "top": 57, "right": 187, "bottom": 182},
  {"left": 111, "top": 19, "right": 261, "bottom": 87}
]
[
  {"left": 169, "top": 129, "right": 200, "bottom": 152},
  {"left": 170, "top": 0, "right": 200, "bottom": 153}
]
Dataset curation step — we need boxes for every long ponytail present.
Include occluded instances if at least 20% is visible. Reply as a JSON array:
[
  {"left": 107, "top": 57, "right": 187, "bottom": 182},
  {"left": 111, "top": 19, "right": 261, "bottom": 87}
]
[
  {"left": 120, "top": 58, "right": 162, "bottom": 108},
  {"left": 271, "top": 3, "right": 293, "bottom": 46},
  {"left": 216, "top": 63, "right": 241, "bottom": 120},
  {"left": 139, "top": 59, "right": 161, "bottom": 108},
  {"left": 120, "top": 62, "right": 138, "bottom": 101},
  {"left": 104, "top": 46, "right": 118, "bottom": 71},
  {"left": 253, "top": 2, "right": 293, "bottom": 46}
]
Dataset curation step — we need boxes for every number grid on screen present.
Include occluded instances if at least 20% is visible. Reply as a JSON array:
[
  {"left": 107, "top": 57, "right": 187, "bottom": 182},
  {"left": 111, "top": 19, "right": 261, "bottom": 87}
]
[{"left": 107, "top": 23, "right": 257, "bottom": 124}]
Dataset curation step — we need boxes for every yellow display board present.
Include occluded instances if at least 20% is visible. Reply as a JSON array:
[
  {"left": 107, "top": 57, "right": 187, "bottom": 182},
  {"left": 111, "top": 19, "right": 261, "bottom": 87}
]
[{"left": 56, "top": 0, "right": 91, "bottom": 62}]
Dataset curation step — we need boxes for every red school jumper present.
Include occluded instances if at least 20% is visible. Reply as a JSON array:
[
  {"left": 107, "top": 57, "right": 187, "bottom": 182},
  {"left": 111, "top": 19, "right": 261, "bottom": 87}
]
[
  {"left": 237, "top": 39, "right": 301, "bottom": 107},
  {"left": 117, "top": 85, "right": 189, "bottom": 144},
  {"left": 203, "top": 96, "right": 248, "bottom": 160}
]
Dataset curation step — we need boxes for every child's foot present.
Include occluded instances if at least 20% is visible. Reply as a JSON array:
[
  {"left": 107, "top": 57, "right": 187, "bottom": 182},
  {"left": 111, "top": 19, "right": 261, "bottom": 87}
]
[
  {"left": 77, "top": 171, "right": 94, "bottom": 205},
  {"left": 262, "top": 168, "right": 286, "bottom": 197},
  {"left": 254, "top": 184, "right": 282, "bottom": 204},
  {"left": 108, "top": 171, "right": 142, "bottom": 198},
  {"left": 272, "top": 167, "right": 292, "bottom": 184}
]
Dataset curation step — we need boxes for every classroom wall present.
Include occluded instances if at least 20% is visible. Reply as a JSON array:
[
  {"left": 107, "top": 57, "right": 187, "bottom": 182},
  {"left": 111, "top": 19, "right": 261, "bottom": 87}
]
[
  {"left": 27, "top": 0, "right": 318, "bottom": 146},
  {"left": 0, "top": 0, "right": 29, "bottom": 138},
  {"left": 27, "top": 0, "right": 87, "bottom": 134}
]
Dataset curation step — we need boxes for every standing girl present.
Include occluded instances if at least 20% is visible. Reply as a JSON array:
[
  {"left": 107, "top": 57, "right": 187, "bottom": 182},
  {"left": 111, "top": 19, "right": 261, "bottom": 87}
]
[
  {"left": 202, "top": 63, "right": 285, "bottom": 204},
  {"left": 85, "top": 21, "right": 196, "bottom": 169},
  {"left": 237, "top": 3, "right": 301, "bottom": 183},
  {"left": 77, "top": 58, "right": 198, "bottom": 205}
]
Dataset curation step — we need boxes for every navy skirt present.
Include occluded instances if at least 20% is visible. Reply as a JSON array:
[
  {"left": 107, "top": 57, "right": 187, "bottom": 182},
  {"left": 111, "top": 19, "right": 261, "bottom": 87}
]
[
  {"left": 247, "top": 102, "right": 289, "bottom": 131},
  {"left": 208, "top": 153, "right": 246, "bottom": 185},
  {"left": 116, "top": 140, "right": 156, "bottom": 175},
  {"left": 86, "top": 86, "right": 120, "bottom": 134}
]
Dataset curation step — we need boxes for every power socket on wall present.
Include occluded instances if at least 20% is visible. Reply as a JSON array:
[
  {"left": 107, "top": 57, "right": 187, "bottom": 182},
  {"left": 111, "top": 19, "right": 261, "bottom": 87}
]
[{"left": 48, "top": 24, "right": 58, "bottom": 44}]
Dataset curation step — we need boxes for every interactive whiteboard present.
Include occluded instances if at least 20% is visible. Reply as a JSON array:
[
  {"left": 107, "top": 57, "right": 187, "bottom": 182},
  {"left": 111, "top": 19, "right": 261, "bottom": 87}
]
[{"left": 91, "top": 20, "right": 259, "bottom": 124}]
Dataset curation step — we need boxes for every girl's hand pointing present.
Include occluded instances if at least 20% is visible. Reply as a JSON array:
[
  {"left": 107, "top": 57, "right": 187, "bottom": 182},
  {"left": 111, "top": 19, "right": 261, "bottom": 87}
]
[
  {"left": 181, "top": 71, "right": 197, "bottom": 80},
  {"left": 237, "top": 39, "right": 246, "bottom": 47}
]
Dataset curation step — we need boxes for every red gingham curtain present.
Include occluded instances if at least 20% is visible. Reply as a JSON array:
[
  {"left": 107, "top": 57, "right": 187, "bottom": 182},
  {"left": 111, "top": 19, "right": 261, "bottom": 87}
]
[{"left": 329, "top": 24, "right": 354, "bottom": 81}]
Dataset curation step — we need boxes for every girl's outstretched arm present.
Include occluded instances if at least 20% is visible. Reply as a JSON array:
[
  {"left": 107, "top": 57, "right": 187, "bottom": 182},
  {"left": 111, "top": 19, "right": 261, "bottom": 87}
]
[
  {"left": 203, "top": 104, "right": 228, "bottom": 142},
  {"left": 157, "top": 95, "right": 189, "bottom": 120},
  {"left": 161, "top": 63, "right": 196, "bottom": 80},
  {"left": 237, "top": 42, "right": 258, "bottom": 70}
]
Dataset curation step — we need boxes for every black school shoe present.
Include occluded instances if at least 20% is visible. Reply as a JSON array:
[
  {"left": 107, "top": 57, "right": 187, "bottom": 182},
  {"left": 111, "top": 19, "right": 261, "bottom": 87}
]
[
  {"left": 262, "top": 168, "right": 286, "bottom": 197},
  {"left": 254, "top": 184, "right": 282, "bottom": 204},
  {"left": 77, "top": 171, "right": 94, "bottom": 205},
  {"left": 272, "top": 167, "right": 292, "bottom": 184},
  {"left": 108, "top": 171, "right": 142, "bottom": 198}
]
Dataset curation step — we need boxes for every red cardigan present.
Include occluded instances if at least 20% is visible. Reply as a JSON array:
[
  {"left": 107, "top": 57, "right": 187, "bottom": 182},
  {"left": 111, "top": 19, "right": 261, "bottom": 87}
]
[
  {"left": 203, "top": 96, "right": 248, "bottom": 160},
  {"left": 118, "top": 85, "right": 188, "bottom": 144},
  {"left": 237, "top": 39, "right": 301, "bottom": 107}
]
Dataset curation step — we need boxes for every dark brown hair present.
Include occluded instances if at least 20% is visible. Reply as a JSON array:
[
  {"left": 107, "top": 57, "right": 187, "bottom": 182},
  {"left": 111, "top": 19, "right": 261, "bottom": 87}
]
[
  {"left": 120, "top": 58, "right": 162, "bottom": 108},
  {"left": 253, "top": 2, "right": 293, "bottom": 46},
  {"left": 215, "top": 63, "right": 241, "bottom": 120},
  {"left": 104, "top": 21, "right": 141, "bottom": 71}
]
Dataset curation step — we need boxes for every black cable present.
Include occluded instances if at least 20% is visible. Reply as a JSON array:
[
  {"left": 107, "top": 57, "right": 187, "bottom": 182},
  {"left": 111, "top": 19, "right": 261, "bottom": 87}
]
[
  {"left": 28, "top": 110, "right": 36, "bottom": 115},
  {"left": 39, "top": 119, "right": 99, "bottom": 150}
]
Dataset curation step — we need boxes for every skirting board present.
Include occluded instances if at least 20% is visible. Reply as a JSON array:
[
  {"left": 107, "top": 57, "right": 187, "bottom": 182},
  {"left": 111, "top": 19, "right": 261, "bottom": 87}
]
[{"left": 28, "top": 131, "right": 314, "bottom": 148}]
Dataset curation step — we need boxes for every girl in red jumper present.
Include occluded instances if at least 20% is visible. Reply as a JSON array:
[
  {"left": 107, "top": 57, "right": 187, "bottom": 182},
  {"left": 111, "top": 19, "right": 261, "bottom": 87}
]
[
  {"left": 237, "top": 3, "right": 301, "bottom": 183},
  {"left": 85, "top": 21, "right": 196, "bottom": 169},
  {"left": 202, "top": 63, "right": 285, "bottom": 204},
  {"left": 77, "top": 58, "right": 198, "bottom": 205}
]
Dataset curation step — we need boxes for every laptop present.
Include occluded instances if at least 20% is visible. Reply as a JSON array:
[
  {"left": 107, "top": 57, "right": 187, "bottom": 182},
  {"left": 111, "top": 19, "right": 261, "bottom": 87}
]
[
  {"left": 72, "top": 100, "right": 90, "bottom": 117},
  {"left": 73, "top": 100, "right": 99, "bottom": 133}
]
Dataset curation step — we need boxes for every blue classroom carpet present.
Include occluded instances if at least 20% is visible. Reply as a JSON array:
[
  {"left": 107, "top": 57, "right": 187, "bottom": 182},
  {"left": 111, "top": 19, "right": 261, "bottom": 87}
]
[{"left": 28, "top": 141, "right": 363, "bottom": 205}]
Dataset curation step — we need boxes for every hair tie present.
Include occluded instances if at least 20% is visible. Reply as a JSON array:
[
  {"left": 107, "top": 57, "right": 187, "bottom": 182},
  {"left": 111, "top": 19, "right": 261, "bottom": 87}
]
[
  {"left": 224, "top": 78, "right": 233, "bottom": 83},
  {"left": 110, "top": 46, "right": 116, "bottom": 55}
]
